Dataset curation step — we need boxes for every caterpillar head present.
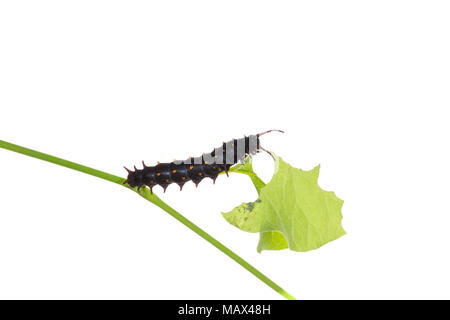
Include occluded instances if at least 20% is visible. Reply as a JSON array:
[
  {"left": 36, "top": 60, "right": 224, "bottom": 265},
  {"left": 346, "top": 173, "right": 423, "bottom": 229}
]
[{"left": 256, "top": 129, "right": 284, "bottom": 156}]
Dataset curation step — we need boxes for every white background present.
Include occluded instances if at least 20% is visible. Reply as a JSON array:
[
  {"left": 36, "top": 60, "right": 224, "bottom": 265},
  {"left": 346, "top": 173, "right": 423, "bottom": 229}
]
[{"left": 0, "top": 1, "right": 449, "bottom": 299}]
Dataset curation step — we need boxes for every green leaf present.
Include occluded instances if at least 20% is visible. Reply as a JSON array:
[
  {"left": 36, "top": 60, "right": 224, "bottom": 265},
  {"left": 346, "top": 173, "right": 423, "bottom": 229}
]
[
  {"left": 223, "top": 155, "right": 345, "bottom": 252},
  {"left": 229, "top": 157, "right": 265, "bottom": 194}
]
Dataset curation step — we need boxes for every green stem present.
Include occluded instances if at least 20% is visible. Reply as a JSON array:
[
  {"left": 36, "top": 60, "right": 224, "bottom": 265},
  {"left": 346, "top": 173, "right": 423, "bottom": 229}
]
[
  {"left": 0, "top": 139, "right": 295, "bottom": 300},
  {"left": 228, "top": 167, "right": 266, "bottom": 194}
]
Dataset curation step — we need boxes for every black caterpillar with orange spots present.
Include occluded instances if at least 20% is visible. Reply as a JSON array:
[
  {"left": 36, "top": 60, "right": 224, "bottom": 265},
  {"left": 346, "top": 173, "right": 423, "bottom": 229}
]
[{"left": 123, "top": 130, "right": 283, "bottom": 193}]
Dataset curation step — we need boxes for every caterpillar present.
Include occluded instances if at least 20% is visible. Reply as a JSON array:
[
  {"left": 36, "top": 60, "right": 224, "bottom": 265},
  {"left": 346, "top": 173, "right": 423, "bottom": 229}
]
[{"left": 123, "top": 130, "right": 283, "bottom": 193}]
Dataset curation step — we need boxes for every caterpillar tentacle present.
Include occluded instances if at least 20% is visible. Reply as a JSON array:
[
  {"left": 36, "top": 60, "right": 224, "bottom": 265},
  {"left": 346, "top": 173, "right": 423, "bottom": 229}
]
[{"left": 124, "top": 130, "right": 283, "bottom": 193}]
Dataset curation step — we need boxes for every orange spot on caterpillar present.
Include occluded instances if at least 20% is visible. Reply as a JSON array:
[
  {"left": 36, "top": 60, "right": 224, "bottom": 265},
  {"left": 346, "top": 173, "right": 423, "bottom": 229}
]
[
  {"left": 172, "top": 169, "right": 177, "bottom": 173},
  {"left": 156, "top": 173, "right": 161, "bottom": 176},
  {"left": 189, "top": 166, "right": 193, "bottom": 170}
]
